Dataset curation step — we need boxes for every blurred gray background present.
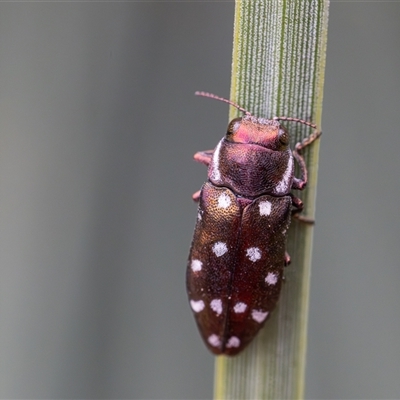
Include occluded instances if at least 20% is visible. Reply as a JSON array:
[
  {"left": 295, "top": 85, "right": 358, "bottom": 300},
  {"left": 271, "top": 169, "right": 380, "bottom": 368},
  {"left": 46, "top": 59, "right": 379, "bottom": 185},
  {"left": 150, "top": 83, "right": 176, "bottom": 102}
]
[{"left": 0, "top": 2, "right": 399, "bottom": 399}]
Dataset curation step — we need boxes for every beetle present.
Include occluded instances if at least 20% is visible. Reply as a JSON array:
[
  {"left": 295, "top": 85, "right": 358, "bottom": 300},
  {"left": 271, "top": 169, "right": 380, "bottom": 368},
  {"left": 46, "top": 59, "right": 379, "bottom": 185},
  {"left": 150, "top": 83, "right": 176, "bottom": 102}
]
[{"left": 186, "top": 91, "right": 321, "bottom": 356}]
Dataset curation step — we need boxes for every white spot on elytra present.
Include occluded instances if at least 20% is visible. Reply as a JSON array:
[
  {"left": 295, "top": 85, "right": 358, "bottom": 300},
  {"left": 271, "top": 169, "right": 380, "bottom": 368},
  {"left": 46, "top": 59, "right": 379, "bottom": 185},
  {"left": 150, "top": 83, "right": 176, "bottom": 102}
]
[
  {"left": 197, "top": 210, "right": 202, "bottom": 221},
  {"left": 246, "top": 247, "right": 261, "bottom": 262},
  {"left": 210, "top": 140, "right": 223, "bottom": 181},
  {"left": 226, "top": 336, "right": 240, "bottom": 348},
  {"left": 265, "top": 272, "right": 278, "bottom": 285},
  {"left": 191, "top": 259, "right": 203, "bottom": 272},
  {"left": 212, "top": 242, "right": 228, "bottom": 257},
  {"left": 190, "top": 299, "right": 205, "bottom": 313},
  {"left": 210, "top": 299, "right": 223, "bottom": 315},
  {"left": 251, "top": 309, "right": 269, "bottom": 323},
  {"left": 276, "top": 154, "right": 293, "bottom": 193},
  {"left": 217, "top": 193, "right": 231, "bottom": 209},
  {"left": 259, "top": 200, "right": 272, "bottom": 216},
  {"left": 233, "top": 302, "right": 247, "bottom": 313},
  {"left": 208, "top": 334, "right": 221, "bottom": 347}
]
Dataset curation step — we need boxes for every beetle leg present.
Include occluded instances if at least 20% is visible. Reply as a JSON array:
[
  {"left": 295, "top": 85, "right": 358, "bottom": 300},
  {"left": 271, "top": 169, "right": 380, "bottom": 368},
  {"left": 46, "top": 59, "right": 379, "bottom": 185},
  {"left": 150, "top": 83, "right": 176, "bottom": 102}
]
[
  {"left": 192, "top": 190, "right": 201, "bottom": 202},
  {"left": 290, "top": 194, "right": 315, "bottom": 224},
  {"left": 293, "top": 214, "right": 315, "bottom": 224},
  {"left": 290, "top": 194, "right": 303, "bottom": 212},
  {"left": 194, "top": 150, "right": 214, "bottom": 166},
  {"left": 284, "top": 252, "right": 291, "bottom": 266},
  {"left": 192, "top": 150, "right": 214, "bottom": 202},
  {"left": 292, "top": 129, "right": 322, "bottom": 190}
]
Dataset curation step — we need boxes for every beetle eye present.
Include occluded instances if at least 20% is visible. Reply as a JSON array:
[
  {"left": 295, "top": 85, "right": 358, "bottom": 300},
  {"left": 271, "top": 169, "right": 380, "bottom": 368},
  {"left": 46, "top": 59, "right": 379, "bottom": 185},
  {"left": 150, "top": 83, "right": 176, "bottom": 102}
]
[
  {"left": 278, "top": 129, "right": 289, "bottom": 145},
  {"left": 227, "top": 117, "right": 242, "bottom": 135}
]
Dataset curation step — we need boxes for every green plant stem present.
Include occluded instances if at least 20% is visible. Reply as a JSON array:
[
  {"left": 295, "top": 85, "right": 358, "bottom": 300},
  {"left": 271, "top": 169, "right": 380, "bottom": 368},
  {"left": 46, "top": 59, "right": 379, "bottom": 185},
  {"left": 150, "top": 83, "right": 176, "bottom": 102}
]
[{"left": 214, "top": 1, "right": 329, "bottom": 399}]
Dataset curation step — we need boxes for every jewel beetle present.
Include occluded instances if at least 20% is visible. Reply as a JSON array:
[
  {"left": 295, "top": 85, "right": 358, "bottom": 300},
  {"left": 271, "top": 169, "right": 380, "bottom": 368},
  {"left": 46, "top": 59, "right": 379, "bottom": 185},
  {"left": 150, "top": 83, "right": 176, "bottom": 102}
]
[{"left": 186, "top": 91, "right": 321, "bottom": 356}]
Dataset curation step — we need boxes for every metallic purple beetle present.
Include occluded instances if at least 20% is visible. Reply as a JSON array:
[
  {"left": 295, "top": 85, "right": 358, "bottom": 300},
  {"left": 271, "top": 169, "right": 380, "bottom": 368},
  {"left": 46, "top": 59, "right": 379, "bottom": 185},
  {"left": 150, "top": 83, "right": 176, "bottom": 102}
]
[{"left": 187, "top": 92, "right": 321, "bottom": 355}]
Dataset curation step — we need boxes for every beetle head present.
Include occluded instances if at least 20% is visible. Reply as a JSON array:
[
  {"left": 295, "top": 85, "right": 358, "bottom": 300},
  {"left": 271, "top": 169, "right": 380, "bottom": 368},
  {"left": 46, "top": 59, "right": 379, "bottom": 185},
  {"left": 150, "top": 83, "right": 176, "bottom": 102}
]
[
  {"left": 195, "top": 91, "right": 290, "bottom": 152},
  {"left": 226, "top": 116, "right": 290, "bottom": 151}
]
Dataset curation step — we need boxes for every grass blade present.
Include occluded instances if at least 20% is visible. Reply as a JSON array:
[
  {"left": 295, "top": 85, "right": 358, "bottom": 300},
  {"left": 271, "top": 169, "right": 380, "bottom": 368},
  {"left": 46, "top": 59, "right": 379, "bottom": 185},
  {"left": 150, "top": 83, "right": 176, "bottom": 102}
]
[{"left": 215, "top": 1, "right": 329, "bottom": 399}]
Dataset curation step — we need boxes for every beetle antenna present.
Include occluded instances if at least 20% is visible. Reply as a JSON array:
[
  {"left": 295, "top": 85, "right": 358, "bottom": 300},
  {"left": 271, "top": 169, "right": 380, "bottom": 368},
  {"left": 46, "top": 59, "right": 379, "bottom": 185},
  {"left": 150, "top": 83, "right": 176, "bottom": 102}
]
[
  {"left": 273, "top": 116, "right": 317, "bottom": 130},
  {"left": 195, "top": 91, "right": 251, "bottom": 116}
]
